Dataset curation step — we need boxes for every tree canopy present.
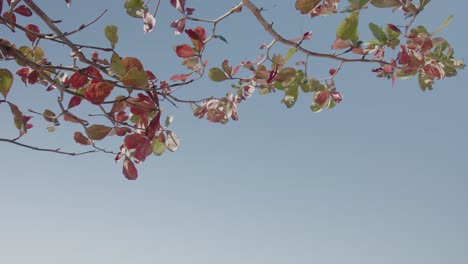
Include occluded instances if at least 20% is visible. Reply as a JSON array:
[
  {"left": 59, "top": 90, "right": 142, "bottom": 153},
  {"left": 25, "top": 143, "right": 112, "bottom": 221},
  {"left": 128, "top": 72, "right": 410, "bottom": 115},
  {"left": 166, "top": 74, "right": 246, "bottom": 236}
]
[{"left": 0, "top": 0, "right": 464, "bottom": 179}]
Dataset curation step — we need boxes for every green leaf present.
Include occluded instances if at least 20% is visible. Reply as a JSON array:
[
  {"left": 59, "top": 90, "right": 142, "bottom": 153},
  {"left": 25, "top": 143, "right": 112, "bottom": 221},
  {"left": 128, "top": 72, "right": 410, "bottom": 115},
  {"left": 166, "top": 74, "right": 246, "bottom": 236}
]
[
  {"left": 152, "top": 139, "right": 166, "bottom": 156},
  {"left": 213, "top": 35, "right": 228, "bottom": 44},
  {"left": 87, "top": 124, "right": 113, "bottom": 140},
  {"left": 124, "top": 0, "right": 144, "bottom": 9},
  {"left": 0, "top": 68, "right": 13, "bottom": 98},
  {"left": 284, "top": 48, "right": 297, "bottom": 63},
  {"left": 342, "top": 0, "right": 371, "bottom": 12},
  {"left": 208, "top": 68, "right": 228, "bottom": 82},
  {"left": 276, "top": 67, "right": 296, "bottom": 84},
  {"left": 369, "top": 23, "right": 387, "bottom": 43},
  {"left": 32, "top": 47, "right": 44, "bottom": 62},
  {"left": 105, "top": 25, "right": 118, "bottom": 48},
  {"left": 336, "top": 12, "right": 359, "bottom": 44},
  {"left": 110, "top": 52, "right": 125, "bottom": 76},
  {"left": 370, "top": 0, "right": 400, "bottom": 8},
  {"left": 124, "top": 0, "right": 146, "bottom": 18},
  {"left": 283, "top": 85, "right": 299, "bottom": 108},
  {"left": 121, "top": 68, "right": 149, "bottom": 89},
  {"left": 431, "top": 15, "right": 453, "bottom": 35},
  {"left": 310, "top": 102, "right": 323, "bottom": 112},
  {"left": 386, "top": 24, "right": 401, "bottom": 40},
  {"left": 295, "top": 0, "right": 321, "bottom": 14}
]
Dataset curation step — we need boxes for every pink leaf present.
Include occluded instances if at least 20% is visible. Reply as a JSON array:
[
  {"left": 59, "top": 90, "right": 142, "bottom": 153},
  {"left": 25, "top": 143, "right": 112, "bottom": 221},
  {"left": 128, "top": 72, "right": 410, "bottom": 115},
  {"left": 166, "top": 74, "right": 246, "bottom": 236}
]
[
  {"left": 170, "top": 18, "right": 186, "bottom": 35},
  {"left": 143, "top": 11, "right": 156, "bottom": 33},
  {"left": 330, "top": 91, "right": 343, "bottom": 103},
  {"left": 170, "top": 72, "right": 192, "bottom": 82},
  {"left": 170, "top": 0, "right": 186, "bottom": 13}
]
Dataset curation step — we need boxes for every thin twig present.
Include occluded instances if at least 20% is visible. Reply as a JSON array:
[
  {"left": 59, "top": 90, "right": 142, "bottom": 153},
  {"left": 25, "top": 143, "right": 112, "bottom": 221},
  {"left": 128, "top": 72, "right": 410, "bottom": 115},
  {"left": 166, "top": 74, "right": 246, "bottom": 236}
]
[{"left": 0, "top": 138, "right": 97, "bottom": 156}]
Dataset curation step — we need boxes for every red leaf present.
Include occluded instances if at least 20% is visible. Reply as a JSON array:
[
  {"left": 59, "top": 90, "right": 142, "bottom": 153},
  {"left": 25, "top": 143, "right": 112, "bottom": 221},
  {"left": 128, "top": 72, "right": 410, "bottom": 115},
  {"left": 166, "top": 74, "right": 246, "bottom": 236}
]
[
  {"left": 397, "top": 45, "right": 410, "bottom": 65},
  {"left": 27, "top": 70, "right": 39, "bottom": 84},
  {"left": 124, "top": 133, "right": 147, "bottom": 150},
  {"left": 84, "top": 81, "right": 114, "bottom": 105},
  {"left": 170, "top": 72, "right": 192, "bottom": 82},
  {"left": 146, "top": 111, "right": 161, "bottom": 139},
  {"left": 84, "top": 66, "right": 103, "bottom": 82},
  {"left": 116, "top": 110, "right": 129, "bottom": 123},
  {"left": 175, "top": 44, "right": 195, "bottom": 58},
  {"left": 146, "top": 70, "right": 157, "bottom": 80},
  {"left": 329, "top": 68, "right": 337, "bottom": 76},
  {"left": 16, "top": 67, "right": 30, "bottom": 84},
  {"left": 14, "top": 5, "right": 32, "bottom": 17},
  {"left": 115, "top": 127, "right": 132, "bottom": 137},
  {"left": 3, "top": 12, "right": 16, "bottom": 29},
  {"left": 124, "top": 133, "right": 152, "bottom": 163},
  {"left": 128, "top": 95, "right": 155, "bottom": 116},
  {"left": 65, "top": 72, "right": 88, "bottom": 89},
  {"left": 123, "top": 157, "right": 138, "bottom": 180},
  {"left": 25, "top": 24, "right": 40, "bottom": 43},
  {"left": 73, "top": 131, "right": 91, "bottom": 145},
  {"left": 315, "top": 91, "right": 329, "bottom": 106},
  {"left": 185, "top": 26, "right": 206, "bottom": 51},
  {"left": 134, "top": 139, "right": 152, "bottom": 163},
  {"left": 68, "top": 95, "right": 82, "bottom": 109}
]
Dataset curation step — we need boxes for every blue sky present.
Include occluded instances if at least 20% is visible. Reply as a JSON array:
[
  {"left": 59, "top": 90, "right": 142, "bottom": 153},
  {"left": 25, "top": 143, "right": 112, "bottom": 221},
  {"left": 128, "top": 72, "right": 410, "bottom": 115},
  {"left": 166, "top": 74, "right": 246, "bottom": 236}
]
[{"left": 1, "top": 1, "right": 467, "bottom": 263}]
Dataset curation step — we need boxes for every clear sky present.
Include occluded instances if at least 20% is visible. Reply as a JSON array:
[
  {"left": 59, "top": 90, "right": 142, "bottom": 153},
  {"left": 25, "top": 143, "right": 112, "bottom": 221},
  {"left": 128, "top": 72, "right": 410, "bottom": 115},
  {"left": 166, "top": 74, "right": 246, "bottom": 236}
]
[{"left": 1, "top": 1, "right": 467, "bottom": 264}]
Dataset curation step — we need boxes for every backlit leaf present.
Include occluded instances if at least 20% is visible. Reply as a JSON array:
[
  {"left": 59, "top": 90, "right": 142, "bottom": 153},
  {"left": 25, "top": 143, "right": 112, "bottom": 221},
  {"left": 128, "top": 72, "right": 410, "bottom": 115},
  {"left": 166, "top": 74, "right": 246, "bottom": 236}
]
[
  {"left": 87, "top": 124, "right": 113, "bottom": 140},
  {"left": 104, "top": 25, "right": 118, "bottom": 48},
  {"left": 336, "top": 12, "right": 359, "bottom": 44},
  {"left": 284, "top": 48, "right": 297, "bottom": 63},
  {"left": 208, "top": 68, "right": 228, "bottom": 82},
  {"left": 84, "top": 81, "right": 114, "bottom": 105},
  {"left": 110, "top": 52, "right": 125, "bottom": 76},
  {"left": 369, "top": 23, "right": 387, "bottom": 43},
  {"left": 152, "top": 139, "right": 166, "bottom": 156},
  {"left": 0, "top": 68, "right": 13, "bottom": 98},
  {"left": 121, "top": 68, "right": 148, "bottom": 88},
  {"left": 431, "top": 15, "right": 453, "bottom": 35}
]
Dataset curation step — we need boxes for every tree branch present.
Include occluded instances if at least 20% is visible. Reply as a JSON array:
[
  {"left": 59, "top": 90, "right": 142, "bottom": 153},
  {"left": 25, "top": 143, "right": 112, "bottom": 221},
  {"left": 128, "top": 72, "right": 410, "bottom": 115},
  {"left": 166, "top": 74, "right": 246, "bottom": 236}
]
[{"left": 241, "top": 0, "right": 390, "bottom": 65}]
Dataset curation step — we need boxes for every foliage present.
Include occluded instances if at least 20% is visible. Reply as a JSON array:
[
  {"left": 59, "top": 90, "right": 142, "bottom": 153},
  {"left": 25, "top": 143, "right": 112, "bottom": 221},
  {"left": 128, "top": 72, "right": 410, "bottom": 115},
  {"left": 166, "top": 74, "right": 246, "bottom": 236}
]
[{"left": 0, "top": 0, "right": 464, "bottom": 179}]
